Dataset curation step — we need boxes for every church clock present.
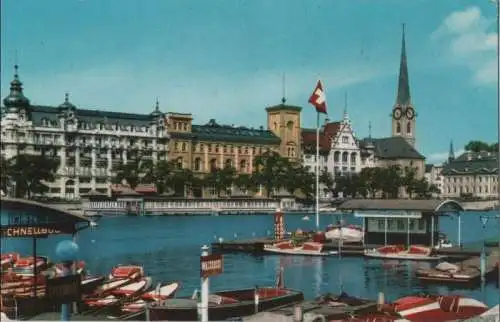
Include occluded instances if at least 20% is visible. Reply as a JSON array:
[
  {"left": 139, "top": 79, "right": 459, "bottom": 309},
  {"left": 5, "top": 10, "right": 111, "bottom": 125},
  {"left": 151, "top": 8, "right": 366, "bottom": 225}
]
[
  {"left": 393, "top": 107, "right": 402, "bottom": 120},
  {"left": 406, "top": 107, "right": 415, "bottom": 120}
]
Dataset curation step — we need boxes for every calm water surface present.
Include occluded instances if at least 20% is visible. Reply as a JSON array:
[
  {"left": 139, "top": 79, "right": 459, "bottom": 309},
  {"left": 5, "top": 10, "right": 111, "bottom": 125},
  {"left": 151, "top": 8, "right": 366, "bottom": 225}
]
[{"left": 2, "top": 211, "right": 500, "bottom": 306}]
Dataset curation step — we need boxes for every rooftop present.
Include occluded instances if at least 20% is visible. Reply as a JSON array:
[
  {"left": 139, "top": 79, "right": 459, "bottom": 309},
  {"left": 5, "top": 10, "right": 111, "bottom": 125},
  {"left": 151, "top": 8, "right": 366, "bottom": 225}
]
[
  {"left": 359, "top": 137, "right": 425, "bottom": 160},
  {"left": 338, "top": 199, "right": 464, "bottom": 213}
]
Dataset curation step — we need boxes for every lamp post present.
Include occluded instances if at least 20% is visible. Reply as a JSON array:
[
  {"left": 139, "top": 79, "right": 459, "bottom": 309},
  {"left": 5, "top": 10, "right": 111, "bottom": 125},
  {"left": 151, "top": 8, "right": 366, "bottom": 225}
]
[{"left": 55, "top": 240, "right": 79, "bottom": 322}]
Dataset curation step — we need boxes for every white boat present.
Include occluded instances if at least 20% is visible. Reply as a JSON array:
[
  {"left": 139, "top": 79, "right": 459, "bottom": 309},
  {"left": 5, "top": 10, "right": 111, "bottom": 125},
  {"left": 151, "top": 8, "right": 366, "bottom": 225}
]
[
  {"left": 264, "top": 241, "right": 337, "bottom": 256},
  {"left": 364, "top": 245, "right": 444, "bottom": 261},
  {"left": 95, "top": 278, "right": 133, "bottom": 294},
  {"left": 325, "top": 226, "right": 364, "bottom": 242},
  {"left": 122, "top": 282, "right": 180, "bottom": 312},
  {"left": 111, "top": 277, "right": 152, "bottom": 296},
  {"left": 302, "top": 216, "right": 310, "bottom": 221}
]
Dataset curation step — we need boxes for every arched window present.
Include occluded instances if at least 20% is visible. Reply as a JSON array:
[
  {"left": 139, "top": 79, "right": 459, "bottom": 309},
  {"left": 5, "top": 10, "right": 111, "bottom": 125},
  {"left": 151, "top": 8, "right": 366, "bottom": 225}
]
[
  {"left": 342, "top": 152, "right": 348, "bottom": 163},
  {"left": 286, "top": 121, "right": 294, "bottom": 130},
  {"left": 396, "top": 122, "right": 401, "bottom": 133},
  {"left": 194, "top": 158, "right": 202, "bottom": 171},
  {"left": 225, "top": 158, "right": 233, "bottom": 168},
  {"left": 210, "top": 158, "right": 217, "bottom": 171},
  {"left": 334, "top": 151, "right": 340, "bottom": 163},
  {"left": 350, "top": 153, "right": 357, "bottom": 164},
  {"left": 181, "top": 142, "right": 187, "bottom": 152},
  {"left": 176, "top": 157, "right": 183, "bottom": 169},
  {"left": 286, "top": 142, "right": 296, "bottom": 157},
  {"left": 406, "top": 122, "right": 411, "bottom": 134},
  {"left": 239, "top": 159, "right": 247, "bottom": 172},
  {"left": 273, "top": 122, "right": 278, "bottom": 131}
]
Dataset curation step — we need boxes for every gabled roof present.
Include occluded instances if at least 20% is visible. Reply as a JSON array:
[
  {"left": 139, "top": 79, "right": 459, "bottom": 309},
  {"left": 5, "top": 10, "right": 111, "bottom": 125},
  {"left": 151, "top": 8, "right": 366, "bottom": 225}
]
[
  {"left": 301, "top": 121, "right": 342, "bottom": 153},
  {"left": 171, "top": 119, "right": 281, "bottom": 145},
  {"left": 359, "top": 137, "right": 424, "bottom": 160}
]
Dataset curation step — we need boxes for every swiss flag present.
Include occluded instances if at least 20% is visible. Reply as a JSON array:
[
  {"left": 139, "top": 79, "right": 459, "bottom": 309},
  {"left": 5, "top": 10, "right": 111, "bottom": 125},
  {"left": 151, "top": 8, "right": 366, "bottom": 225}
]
[{"left": 308, "top": 80, "right": 327, "bottom": 114}]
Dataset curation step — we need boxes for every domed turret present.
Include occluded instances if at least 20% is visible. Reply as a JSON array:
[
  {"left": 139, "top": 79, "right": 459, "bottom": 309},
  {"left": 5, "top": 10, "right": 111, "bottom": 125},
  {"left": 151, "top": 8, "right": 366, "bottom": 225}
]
[
  {"left": 2, "top": 65, "right": 30, "bottom": 111},
  {"left": 58, "top": 93, "right": 76, "bottom": 111}
]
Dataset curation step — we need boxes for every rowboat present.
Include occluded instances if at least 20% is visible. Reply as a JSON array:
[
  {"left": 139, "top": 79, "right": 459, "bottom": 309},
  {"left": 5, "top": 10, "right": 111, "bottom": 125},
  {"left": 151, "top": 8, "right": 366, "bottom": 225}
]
[
  {"left": 364, "top": 245, "right": 444, "bottom": 261},
  {"left": 264, "top": 241, "right": 337, "bottom": 256},
  {"left": 392, "top": 295, "right": 489, "bottom": 321},
  {"left": 86, "top": 277, "right": 151, "bottom": 307},
  {"left": 1, "top": 253, "right": 19, "bottom": 270},
  {"left": 109, "top": 265, "right": 144, "bottom": 280},
  {"left": 122, "top": 281, "right": 180, "bottom": 312},
  {"left": 13, "top": 256, "right": 48, "bottom": 276},
  {"left": 325, "top": 225, "right": 364, "bottom": 242},
  {"left": 146, "top": 287, "right": 304, "bottom": 321}
]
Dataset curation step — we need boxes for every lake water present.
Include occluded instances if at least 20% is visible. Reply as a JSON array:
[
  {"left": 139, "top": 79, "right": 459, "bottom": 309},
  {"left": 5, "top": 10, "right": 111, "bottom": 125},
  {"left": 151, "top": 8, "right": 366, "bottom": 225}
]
[{"left": 2, "top": 211, "right": 500, "bottom": 306}]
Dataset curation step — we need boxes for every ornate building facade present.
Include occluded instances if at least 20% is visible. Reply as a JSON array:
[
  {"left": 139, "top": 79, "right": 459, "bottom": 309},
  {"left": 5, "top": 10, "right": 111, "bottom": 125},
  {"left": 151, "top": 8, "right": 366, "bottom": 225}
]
[
  {"left": 441, "top": 149, "right": 497, "bottom": 199},
  {"left": 0, "top": 66, "right": 169, "bottom": 199},
  {"left": 166, "top": 99, "right": 302, "bottom": 197}
]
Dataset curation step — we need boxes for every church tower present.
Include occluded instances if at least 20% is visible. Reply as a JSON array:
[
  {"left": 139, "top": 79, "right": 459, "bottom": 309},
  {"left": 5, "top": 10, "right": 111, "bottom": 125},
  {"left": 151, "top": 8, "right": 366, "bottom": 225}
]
[{"left": 391, "top": 24, "right": 416, "bottom": 147}]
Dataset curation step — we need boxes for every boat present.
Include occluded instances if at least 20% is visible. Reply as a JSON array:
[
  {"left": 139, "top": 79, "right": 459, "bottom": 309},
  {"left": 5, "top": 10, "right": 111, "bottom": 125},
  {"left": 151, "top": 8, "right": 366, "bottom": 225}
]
[
  {"left": 264, "top": 241, "right": 337, "bottom": 256},
  {"left": 1, "top": 253, "right": 19, "bottom": 270},
  {"left": 93, "top": 278, "right": 135, "bottom": 295},
  {"left": 81, "top": 276, "right": 106, "bottom": 294},
  {"left": 145, "top": 287, "right": 304, "bottom": 321},
  {"left": 302, "top": 215, "right": 310, "bottom": 221},
  {"left": 109, "top": 265, "right": 144, "bottom": 280},
  {"left": 13, "top": 256, "right": 48, "bottom": 276},
  {"left": 55, "top": 260, "right": 86, "bottom": 275},
  {"left": 86, "top": 278, "right": 151, "bottom": 307},
  {"left": 364, "top": 245, "right": 444, "bottom": 261},
  {"left": 325, "top": 225, "right": 364, "bottom": 242},
  {"left": 392, "top": 295, "right": 489, "bottom": 321},
  {"left": 111, "top": 277, "right": 152, "bottom": 296},
  {"left": 122, "top": 281, "right": 180, "bottom": 312}
]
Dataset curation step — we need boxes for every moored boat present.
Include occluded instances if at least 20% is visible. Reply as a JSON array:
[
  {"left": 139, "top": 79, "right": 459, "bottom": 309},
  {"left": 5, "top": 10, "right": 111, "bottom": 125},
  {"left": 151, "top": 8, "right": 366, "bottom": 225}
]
[
  {"left": 109, "top": 265, "right": 144, "bottom": 280},
  {"left": 364, "top": 245, "right": 444, "bottom": 261},
  {"left": 1, "top": 253, "right": 19, "bottom": 270},
  {"left": 13, "top": 256, "right": 48, "bottom": 276},
  {"left": 146, "top": 287, "right": 304, "bottom": 321},
  {"left": 325, "top": 225, "right": 364, "bottom": 242},
  {"left": 264, "top": 241, "right": 337, "bottom": 256},
  {"left": 392, "top": 295, "right": 488, "bottom": 321},
  {"left": 55, "top": 260, "right": 86, "bottom": 276},
  {"left": 462, "top": 304, "right": 499, "bottom": 321},
  {"left": 111, "top": 277, "right": 152, "bottom": 296},
  {"left": 122, "top": 281, "right": 180, "bottom": 312}
]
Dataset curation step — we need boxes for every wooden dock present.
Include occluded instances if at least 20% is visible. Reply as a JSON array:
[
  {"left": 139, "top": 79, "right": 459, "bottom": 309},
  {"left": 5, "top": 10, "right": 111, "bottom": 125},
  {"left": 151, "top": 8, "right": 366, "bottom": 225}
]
[
  {"left": 416, "top": 251, "right": 499, "bottom": 286},
  {"left": 211, "top": 237, "right": 486, "bottom": 258}
]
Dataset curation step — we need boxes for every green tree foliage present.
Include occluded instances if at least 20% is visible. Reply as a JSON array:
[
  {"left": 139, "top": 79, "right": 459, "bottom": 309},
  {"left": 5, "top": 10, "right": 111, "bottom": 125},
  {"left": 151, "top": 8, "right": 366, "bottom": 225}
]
[
  {"left": 3, "top": 154, "right": 59, "bottom": 199},
  {"left": 464, "top": 140, "right": 498, "bottom": 153}
]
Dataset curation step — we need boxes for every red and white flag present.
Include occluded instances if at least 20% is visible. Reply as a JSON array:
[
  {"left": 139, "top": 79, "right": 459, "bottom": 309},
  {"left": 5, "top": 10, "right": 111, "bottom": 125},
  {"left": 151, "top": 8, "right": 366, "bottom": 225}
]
[{"left": 308, "top": 80, "right": 327, "bottom": 114}]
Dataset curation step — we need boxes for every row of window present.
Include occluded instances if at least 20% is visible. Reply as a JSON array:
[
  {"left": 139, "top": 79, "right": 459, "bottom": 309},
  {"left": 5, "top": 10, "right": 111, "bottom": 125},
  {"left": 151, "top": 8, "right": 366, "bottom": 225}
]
[
  {"left": 444, "top": 175, "right": 497, "bottom": 183},
  {"left": 174, "top": 141, "right": 276, "bottom": 155},
  {"left": 444, "top": 185, "right": 497, "bottom": 194},
  {"left": 177, "top": 157, "right": 250, "bottom": 173},
  {"left": 395, "top": 121, "right": 412, "bottom": 134}
]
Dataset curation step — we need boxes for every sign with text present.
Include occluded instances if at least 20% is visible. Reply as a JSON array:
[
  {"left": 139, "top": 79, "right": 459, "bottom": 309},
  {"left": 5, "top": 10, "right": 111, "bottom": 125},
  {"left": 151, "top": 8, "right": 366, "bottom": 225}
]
[
  {"left": 0, "top": 224, "right": 74, "bottom": 238},
  {"left": 46, "top": 274, "right": 82, "bottom": 304},
  {"left": 200, "top": 254, "right": 223, "bottom": 278}
]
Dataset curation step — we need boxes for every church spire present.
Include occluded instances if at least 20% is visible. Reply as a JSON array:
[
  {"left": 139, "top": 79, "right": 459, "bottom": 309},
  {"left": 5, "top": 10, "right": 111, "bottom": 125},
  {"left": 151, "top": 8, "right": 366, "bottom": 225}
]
[
  {"left": 343, "top": 92, "right": 349, "bottom": 122},
  {"left": 448, "top": 140, "right": 455, "bottom": 163},
  {"left": 396, "top": 23, "right": 411, "bottom": 106}
]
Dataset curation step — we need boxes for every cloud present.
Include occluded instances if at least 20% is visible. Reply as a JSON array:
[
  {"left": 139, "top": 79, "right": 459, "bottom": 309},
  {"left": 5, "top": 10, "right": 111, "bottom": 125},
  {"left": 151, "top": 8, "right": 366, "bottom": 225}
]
[
  {"left": 1, "top": 61, "right": 393, "bottom": 126},
  {"left": 432, "top": 6, "right": 497, "bottom": 86},
  {"left": 426, "top": 149, "right": 465, "bottom": 164}
]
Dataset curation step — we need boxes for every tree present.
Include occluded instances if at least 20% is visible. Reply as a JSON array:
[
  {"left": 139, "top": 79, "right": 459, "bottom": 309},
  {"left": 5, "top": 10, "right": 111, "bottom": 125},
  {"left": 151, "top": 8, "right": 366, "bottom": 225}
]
[
  {"left": 402, "top": 166, "right": 418, "bottom": 198},
  {"left": 379, "top": 165, "right": 402, "bottom": 198},
  {"left": 413, "top": 178, "right": 440, "bottom": 198},
  {"left": 319, "top": 170, "right": 335, "bottom": 197},
  {"left": 233, "top": 173, "right": 255, "bottom": 195},
  {"left": 464, "top": 140, "right": 497, "bottom": 153},
  {"left": 6, "top": 154, "right": 59, "bottom": 199},
  {"left": 252, "top": 151, "right": 290, "bottom": 197},
  {"left": 283, "top": 162, "right": 315, "bottom": 198},
  {"left": 113, "top": 159, "right": 146, "bottom": 190},
  {"left": 203, "top": 166, "right": 236, "bottom": 197}
]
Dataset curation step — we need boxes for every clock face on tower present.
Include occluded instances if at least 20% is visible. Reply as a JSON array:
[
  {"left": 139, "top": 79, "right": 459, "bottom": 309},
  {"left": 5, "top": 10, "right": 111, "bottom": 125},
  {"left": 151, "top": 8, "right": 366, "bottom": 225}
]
[
  {"left": 406, "top": 107, "right": 415, "bottom": 120},
  {"left": 393, "top": 107, "right": 402, "bottom": 120}
]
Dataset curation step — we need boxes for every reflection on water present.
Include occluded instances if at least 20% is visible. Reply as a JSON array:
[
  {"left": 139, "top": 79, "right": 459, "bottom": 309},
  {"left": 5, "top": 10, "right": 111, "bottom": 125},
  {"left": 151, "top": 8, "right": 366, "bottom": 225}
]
[{"left": 1, "top": 212, "right": 499, "bottom": 306}]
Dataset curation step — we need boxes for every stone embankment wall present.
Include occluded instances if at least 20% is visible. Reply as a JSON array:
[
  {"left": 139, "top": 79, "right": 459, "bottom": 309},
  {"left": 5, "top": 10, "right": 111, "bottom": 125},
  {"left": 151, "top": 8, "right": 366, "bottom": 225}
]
[{"left": 461, "top": 200, "right": 498, "bottom": 211}]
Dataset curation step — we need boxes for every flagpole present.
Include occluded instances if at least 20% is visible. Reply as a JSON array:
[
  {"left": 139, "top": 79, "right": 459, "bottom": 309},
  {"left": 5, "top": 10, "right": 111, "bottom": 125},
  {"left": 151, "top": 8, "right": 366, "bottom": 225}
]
[{"left": 315, "top": 111, "right": 320, "bottom": 230}]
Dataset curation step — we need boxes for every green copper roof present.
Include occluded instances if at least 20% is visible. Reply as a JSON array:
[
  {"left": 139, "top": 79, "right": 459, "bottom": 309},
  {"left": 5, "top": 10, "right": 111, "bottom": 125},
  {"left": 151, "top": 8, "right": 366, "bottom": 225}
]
[
  {"left": 265, "top": 101, "right": 302, "bottom": 112},
  {"left": 396, "top": 24, "right": 411, "bottom": 106},
  {"left": 21, "top": 105, "right": 162, "bottom": 128},
  {"left": 171, "top": 119, "right": 280, "bottom": 144},
  {"left": 443, "top": 151, "right": 497, "bottom": 175},
  {"left": 359, "top": 137, "right": 424, "bottom": 160}
]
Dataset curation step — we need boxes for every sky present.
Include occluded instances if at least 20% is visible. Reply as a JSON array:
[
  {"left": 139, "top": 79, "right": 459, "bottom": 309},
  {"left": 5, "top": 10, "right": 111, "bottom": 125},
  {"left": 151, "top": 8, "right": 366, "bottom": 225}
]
[{"left": 1, "top": 0, "right": 498, "bottom": 164}]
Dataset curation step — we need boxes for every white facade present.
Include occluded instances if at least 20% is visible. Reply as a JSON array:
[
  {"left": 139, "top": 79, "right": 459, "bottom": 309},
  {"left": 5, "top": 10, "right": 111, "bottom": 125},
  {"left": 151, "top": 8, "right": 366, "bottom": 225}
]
[
  {"left": 1, "top": 67, "right": 169, "bottom": 200},
  {"left": 424, "top": 164, "right": 443, "bottom": 195}
]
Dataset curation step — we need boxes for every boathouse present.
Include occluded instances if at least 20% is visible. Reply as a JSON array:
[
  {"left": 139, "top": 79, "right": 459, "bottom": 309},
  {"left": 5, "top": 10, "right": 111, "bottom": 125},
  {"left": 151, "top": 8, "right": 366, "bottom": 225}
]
[{"left": 337, "top": 199, "right": 464, "bottom": 247}]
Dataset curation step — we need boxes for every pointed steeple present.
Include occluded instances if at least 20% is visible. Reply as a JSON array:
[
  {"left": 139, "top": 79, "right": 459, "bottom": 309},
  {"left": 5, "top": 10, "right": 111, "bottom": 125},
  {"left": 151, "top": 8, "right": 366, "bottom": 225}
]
[
  {"left": 343, "top": 92, "right": 349, "bottom": 122},
  {"left": 448, "top": 140, "right": 455, "bottom": 163},
  {"left": 151, "top": 97, "right": 162, "bottom": 117},
  {"left": 365, "top": 121, "right": 375, "bottom": 150},
  {"left": 396, "top": 24, "right": 411, "bottom": 106},
  {"left": 3, "top": 65, "right": 30, "bottom": 111}
]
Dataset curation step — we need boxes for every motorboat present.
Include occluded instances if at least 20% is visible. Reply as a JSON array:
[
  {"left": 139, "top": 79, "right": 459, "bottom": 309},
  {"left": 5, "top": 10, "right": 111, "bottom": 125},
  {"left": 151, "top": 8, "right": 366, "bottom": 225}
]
[
  {"left": 81, "top": 276, "right": 106, "bottom": 294},
  {"left": 364, "top": 245, "right": 444, "bottom": 261},
  {"left": 93, "top": 277, "right": 134, "bottom": 295},
  {"left": 264, "top": 241, "right": 337, "bottom": 256},
  {"left": 392, "top": 295, "right": 489, "bottom": 321},
  {"left": 13, "top": 256, "right": 48, "bottom": 276},
  {"left": 109, "top": 265, "right": 144, "bottom": 280},
  {"left": 145, "top": 287, "right": 304, "bottom": 321},
  {"left": 122, "top": 281, "right": 180, "bottom": 312},
  {"left": 55, "top": 260, "right": 86, "bottom": 275}
]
